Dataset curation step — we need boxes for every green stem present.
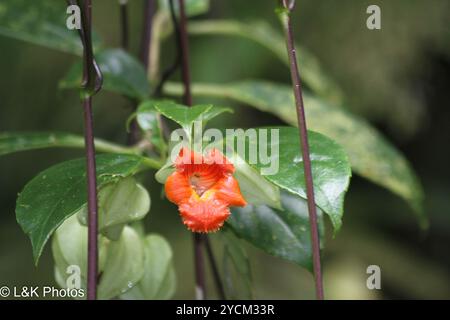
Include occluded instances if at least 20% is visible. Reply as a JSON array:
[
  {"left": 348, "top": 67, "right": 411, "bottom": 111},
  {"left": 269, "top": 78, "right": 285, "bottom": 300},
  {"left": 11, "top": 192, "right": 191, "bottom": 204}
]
[
  {"left": 78, "top": 140, "right": 163, "bottom": 169},
  {"left": 163, "top": 81, "right": 227, "bottom": 98},
  {"left": 93, "top": 139, "right": 137, "bottom": 154},
  {"left": 141, "top": 156, "right": 164, "bottom": 170},
  {"left": 148, "top": 11, "right": 171, "bottom": 84},
  {"left": 65, "top": 137, "right": 162, "bottom": 169},
  {"left": 0, "top": 133, "right": 161, "bottom": 169},
  {"left": 94, "top": 140, "right": 163, "bottom": 169}
]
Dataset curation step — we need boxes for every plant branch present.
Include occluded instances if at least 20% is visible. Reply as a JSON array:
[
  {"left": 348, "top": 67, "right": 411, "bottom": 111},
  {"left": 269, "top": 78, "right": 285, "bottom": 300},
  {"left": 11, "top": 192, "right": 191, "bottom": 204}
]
[
  {"left": 140, "top": 0, "right": 156, "bottom": 70},
  {"left": 193, "top": 233, "right": 207, "bottom": 299},
  {"left": 278, "top": 0, "right": 324, "bottom": 300},
  {"left": 119, "top": 0, "right": 129, "bottom": 50},
  {"left": 72, "top": 0, "right": 103, "bottom": 300},
  {"left": 153, "top": 0, "right": 182, "bottom": 97},
  {"left": 148, "top": 11, "right": 170, "bottom": 84},
  {"left": 178, "top": 0, "right": 193, "bottom": 106},
  {"left": 118, "top": 0, "right": 139, "bottom": 146},
  {"left": 204, "top": 236, "right": 226, "bottom": 299},
  {"left": 82, "top": 95, "right": 99, "bottom": 301},
  {"left": 127, "top": 0, "right": 155, "bottom": 146},
  {"left": 163, "top": 81, "right": 229, "bottom": 98},
  {"left": 177, "top": 0, "right": 206, "bottom": 300}
]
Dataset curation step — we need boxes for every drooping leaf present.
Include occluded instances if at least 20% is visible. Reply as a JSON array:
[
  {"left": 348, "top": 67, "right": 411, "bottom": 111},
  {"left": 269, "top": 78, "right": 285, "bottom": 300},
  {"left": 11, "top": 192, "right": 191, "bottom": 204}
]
[
  {"left": 158, "top": 0, "right": 210, "bottom": 17},
  {"left": 188, "top": 20, "right": 343, "bottom": 104},
  {"left": 53, "top": 216, "right": 145, "bottom": 300},
  {"left": 163, "top": 81, "right": 426, "bottom": 226},
  {"left": 0, "top": 0, "right": 100, "bottom": 55},
  {"left": 0, "top": 132, "right": 135, "bottom": 156},
  {"left": 52, "top": 215, "right": 108, "bottom": 298},
  {"left": 121, "top": 234, "right": 176, "bottom": 300},
  {"left": 16, "top": 153, "right": 150, "bottom": 264},
  {"left": 221, "top": 230, "right": 252, "bottom": 299},
  {"left": 98, "top": 226, "right": 145, "bottom": 299},
  {"left": 228, "top": 191, "right": 325, "bottom": 270},
  {"left": 60, "top": 49, "right": 150, "bottom": 100},
  {"left": 77, "top": 177, "right": 151, "bottom": 240}
]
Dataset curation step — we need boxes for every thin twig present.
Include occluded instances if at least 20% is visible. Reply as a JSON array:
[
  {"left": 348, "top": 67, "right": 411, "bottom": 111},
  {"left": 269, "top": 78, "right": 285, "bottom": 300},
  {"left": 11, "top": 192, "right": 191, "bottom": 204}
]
[
  {"left": 177, "top": 0, "right": 193, "bottom": 106},
  {"left": 83, "top": 95, "right": 99, "bottom": 301},
  {"left": 140, "top": 0, "right": 156, "bottom": 70},
  {"left": 152, "top": 0, "right": 180, "bottom": 141},
  {"left": 204, "top": 236, "right": 226, "bottom": 299},
  {"left": 153, "top": 0, "right": 182, "bottom": 97},
  {"left": 119, "top": 0, "right": 129, "bottom": 50},
  {"left": 127, "top": 0, "right": 155, "bottom": 146},
  {"left": 177, "top": 0, "right": 206, "bottom": 300},
  {"left": 71, "top": 0, "right": 103, "bottom": 300},
  {"left": 118, "top": 0, "right": 138, "bottom": 146},
  {"left": 193, "top": 234, "right": 207, "bottom": 299},
  {"left": 278, "top": 0, "right": 324, "bottom": 300}
]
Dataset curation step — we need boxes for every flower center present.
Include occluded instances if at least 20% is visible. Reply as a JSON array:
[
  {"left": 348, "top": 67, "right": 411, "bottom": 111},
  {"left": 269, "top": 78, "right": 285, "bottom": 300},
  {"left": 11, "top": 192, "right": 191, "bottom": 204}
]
[{"left": 189, "top": 172, "right": 208, "bottom": 196}]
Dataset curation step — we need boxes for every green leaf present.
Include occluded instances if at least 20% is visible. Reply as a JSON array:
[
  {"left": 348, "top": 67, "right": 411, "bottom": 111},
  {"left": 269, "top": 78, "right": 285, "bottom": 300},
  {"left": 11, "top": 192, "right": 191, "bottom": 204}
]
[
  {"left": 53, "top": 216, "right": 145, "bottom": 300},
  {"left": 221, "top": 230, "right": 252, "bottom": 299},
  {"left": 60, "top": 49, "right": 150, "bottom": 100},
  {"left": 200, "top": 105, "right": 233, "bottom": 124},
  {"left": 232, "top": 155, "right": 281, "bottom": 210},
  {"left": 153, "top": 101, "right": 231, "bottom": 134},
  {"left": 222, "top": 127, "right": 350, "bottom": 231},
  {"left": 121, "top": 234, "right": 176, "bottom": 300},
  {"left": 163, "top": 81, "right": 426, "bottom": 226},
  {"left": 158, "top": 0, "right": 210, "bottom": 17},
  {"left": 188, "top": 20, "right": 343, "bottom": 104},
  {"left": 0, "top": 0, "right": 100, "bottom": 55},
  {"left": 52, "top": 215, "right": 108, "bottom": 297},
  {"left": 97, "top": 226, "right": 145, "bottom": 299},
  {"left": 228, "top": 190, "right": 325, "bottom": 271},
  {"left": 16, "top": 153, "right": 150, "bottom": 264},
  {"left": 154, "top": 101, "right": 210, "bottom": 131},
  {"left": 77, "top": 177, "right": 151, "bottom": 241},
  {"left": 0, "top": 132, "right": 136, "bottom": 156}
]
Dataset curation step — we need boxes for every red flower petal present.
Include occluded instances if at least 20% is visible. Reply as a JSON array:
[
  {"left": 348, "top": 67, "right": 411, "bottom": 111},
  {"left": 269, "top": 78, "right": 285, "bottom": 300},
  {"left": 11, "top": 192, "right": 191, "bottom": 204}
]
[
  {"left": 165, "top": 147, "right": 247, "bottom": 233},
  {"left": 213, "top": 174, "right": 247, "bottom": 207},
  {"left": 179, "top": 197, "right": 230, "bottom": 233},
  {"left": 165, "top": 171, "right": 193, "bottom": 205},
  {"left": 175, "top": 147, "right": 234, "bottom": 176},
  {"left": 204, "top": 148, "right": 235, "bottom": 174}
]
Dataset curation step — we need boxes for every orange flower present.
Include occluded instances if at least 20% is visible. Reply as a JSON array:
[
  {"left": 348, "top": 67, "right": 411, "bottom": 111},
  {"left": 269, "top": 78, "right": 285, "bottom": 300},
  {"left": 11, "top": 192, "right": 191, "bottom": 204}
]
[{"left": 165, "top": 148, "right": 247, "bottom": 232}]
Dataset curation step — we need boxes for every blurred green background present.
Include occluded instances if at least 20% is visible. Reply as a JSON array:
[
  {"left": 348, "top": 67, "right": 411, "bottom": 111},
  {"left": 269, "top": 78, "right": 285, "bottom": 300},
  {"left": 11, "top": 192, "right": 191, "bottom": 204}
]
[{"left": 0, "top": 0, "right": 449, "bottom": 299}]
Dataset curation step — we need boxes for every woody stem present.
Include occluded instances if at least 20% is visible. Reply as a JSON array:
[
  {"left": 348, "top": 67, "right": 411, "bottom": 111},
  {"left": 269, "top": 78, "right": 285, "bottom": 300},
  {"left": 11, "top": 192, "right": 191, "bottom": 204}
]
[
  {"left": 70, "top": 0, "right": 103, "bottom": 300},
  {"left": 177, "top": 0, "right": 207, "bottom": 300},
  {"left": 278, "top": 0, "right": 324, "bottom": 300},
  {"left": 204, "top": 236, "right": 226, "bottom": 299}
]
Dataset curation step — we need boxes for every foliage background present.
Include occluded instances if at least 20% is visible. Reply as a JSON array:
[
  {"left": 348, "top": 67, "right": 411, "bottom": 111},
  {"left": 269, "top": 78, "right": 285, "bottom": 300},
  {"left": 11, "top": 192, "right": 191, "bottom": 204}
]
[{"left": 0, "top": 0, "right": 449, "bottom": 299}]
